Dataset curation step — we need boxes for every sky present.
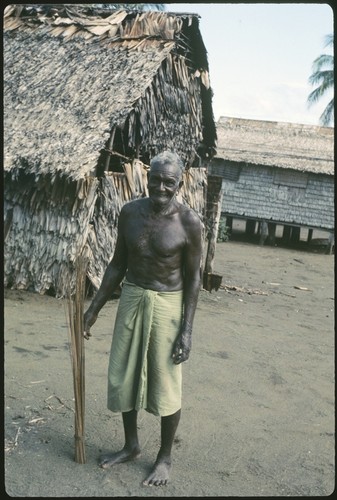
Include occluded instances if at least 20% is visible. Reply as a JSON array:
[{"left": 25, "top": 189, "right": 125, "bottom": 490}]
[{"left": 167, "top": 2, "right": 334, "bottom": 126}]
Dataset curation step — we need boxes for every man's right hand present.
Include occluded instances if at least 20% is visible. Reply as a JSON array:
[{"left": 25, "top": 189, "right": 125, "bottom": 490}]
[{"left": 83, "top": 309, "right": 98, "bottom": 340}]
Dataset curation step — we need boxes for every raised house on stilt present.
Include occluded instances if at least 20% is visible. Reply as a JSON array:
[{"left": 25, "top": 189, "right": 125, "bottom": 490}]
[
  {"left": 209, "top": 117, "right": 334, "bottom": 252},
  {"left": 4, "top": 5, "right": 217, "bottom": 297}
]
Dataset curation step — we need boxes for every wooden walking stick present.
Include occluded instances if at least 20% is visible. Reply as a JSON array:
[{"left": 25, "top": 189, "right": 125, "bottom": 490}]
[{"left": 67, "top": 255, "right": 88, "bottom": 464}]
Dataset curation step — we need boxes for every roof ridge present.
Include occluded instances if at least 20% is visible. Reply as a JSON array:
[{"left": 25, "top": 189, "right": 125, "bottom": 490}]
[{"left": 4, "top": 5, "right": 193, "bottom": 44}]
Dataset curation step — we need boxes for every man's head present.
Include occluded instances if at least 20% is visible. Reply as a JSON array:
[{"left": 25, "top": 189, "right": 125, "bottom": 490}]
[
  {"left": 148, "top": 151, "right": 184, "bottom": 210},
  {"left": 150, "top": 151, "right": 184, "bottom": 179}
]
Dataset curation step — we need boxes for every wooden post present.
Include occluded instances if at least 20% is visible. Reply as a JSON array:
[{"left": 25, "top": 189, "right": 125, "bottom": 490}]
[
  {"left": 203, "top": 175, "right": 223, "bottom": 291},
  {"left": 4, "top": 207, "right": 13, "bottom": 241},
  {"left": 326, "top": 232, "right": 334, "bottom": 255},
  {"left": 282, "top": 225, "right": 291, "bottom": 244},
  {"left": 268, "top": 222, "right": 276, "bottom": 245},
  {"left": 259, "top": 220, "right": 268, "bottom": 245},
  {"left": 290, "top": 226, "right": 300, "bottom": 245},
  {"left": 226, "top": 216, "right": 233, "bottom": 231},
  {"left": 104, "top": 126, "right": 116, "bottom": 173},
  {"left": 245, "top": 219, "right": 256, "bottom": 237}
]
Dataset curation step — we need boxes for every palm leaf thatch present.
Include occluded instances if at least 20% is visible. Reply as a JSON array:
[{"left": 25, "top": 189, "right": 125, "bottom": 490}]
[
  {"left": 215, "top": 117, "right": 334, "bottom": 175},
  {"left": 4, "top": 5, "right": 216, "bottom": 297}
]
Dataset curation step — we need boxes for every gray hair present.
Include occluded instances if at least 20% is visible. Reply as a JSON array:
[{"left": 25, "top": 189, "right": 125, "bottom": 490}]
[{"left": 150, "top": 151, "right": 185, "bottom": 178}]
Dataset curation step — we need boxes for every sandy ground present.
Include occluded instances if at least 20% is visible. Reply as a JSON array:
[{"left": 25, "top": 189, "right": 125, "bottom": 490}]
[{"left": 4, "top": 238, "right": 335, "bottom": 497}]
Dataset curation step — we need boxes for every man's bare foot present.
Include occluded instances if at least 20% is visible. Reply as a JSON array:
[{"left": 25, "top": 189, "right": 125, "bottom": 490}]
[
  {"left": 143, "top": 458, "right": 171, "bottom": 486},
  {"left": 99, "top": 446, "right": 141, "bottom": 469}
]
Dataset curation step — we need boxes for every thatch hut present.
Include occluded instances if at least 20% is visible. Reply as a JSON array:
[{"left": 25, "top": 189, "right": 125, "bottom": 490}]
[
  {"left": 4, "top": 4, "right": 217, "bottom": 297},
  {"left": 209, "top": 117, "right": 334, "bottom": 249}
]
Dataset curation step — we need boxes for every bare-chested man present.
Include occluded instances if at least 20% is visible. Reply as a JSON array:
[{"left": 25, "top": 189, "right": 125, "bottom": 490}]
[{"left": 83, "top": 151, "right": 202, "bottom": 486}]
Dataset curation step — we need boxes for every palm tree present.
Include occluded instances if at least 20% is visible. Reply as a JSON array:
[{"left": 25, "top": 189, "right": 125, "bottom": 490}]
[{"left": 307, "top": 34, "right": 334, "bottom": 127}]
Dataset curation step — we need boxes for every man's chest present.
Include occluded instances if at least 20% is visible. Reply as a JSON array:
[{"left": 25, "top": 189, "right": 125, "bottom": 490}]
[{"left": 126, "top": 218, "right": 185, "bottom": 257}]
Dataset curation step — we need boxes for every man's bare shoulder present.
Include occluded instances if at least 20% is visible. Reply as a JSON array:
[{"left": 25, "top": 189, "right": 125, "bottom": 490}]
[
  {"left": 178, "top": 203, "right": 201, "bottom": 221},
  {"left": 120, "top": 198, "right": 148, "bottom": 215},
  {"left": 178, "top": 203, "right": 203, "bottom": 231}
]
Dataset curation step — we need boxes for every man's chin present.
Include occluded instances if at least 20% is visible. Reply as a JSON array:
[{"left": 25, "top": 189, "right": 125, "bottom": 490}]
[
  {"left": 150, "top": 196, "right": 171, "bottom": 210},
  {"left": 151, "top": 195, "right": 170, "bottom": 204}
]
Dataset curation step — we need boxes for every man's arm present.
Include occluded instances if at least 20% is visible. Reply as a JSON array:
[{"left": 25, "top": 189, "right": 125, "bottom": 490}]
[
  {"left": 83, "top": 208, "right": 128, "bottom": 339},
  {"left": 172, "top": 210, "right": 202, "bottom": 364}
]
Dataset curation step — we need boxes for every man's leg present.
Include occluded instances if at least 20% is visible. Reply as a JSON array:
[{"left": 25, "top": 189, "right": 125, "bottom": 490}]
[
  {"left": 99, "top": 409, "right": 141, "bottom": 468},
  {"left": 143, "top": 409, "right": 181, "bottom": 486}
]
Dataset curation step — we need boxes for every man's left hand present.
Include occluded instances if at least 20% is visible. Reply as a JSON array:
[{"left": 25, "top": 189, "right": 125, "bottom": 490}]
[{"left": 172, "top": 332, "right": 191, "bottom": 364}]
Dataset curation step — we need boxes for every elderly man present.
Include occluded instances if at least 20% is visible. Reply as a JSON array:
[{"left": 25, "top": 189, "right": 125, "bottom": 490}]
[{"left": 83, "top": 151, "right": 202, "bottom": 486}]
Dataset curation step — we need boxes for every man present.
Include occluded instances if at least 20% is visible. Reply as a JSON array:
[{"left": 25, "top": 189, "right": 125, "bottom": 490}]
[{"left": 83, "top": 151, "right": 202, "bottom": 486}]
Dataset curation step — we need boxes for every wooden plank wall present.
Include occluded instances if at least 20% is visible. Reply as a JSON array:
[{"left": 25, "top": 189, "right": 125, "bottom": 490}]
[{"left": 218, "top": 163, "right": 334, "bottom": 230}]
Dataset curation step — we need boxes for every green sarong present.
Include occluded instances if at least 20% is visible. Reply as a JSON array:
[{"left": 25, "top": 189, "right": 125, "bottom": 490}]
[{"left": 107, "top": 280, "right": 183, "bottom": 417}]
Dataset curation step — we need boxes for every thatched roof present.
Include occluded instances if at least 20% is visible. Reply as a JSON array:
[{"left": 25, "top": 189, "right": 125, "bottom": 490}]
[
  {"left": 4, "top": 4, "right": 216, "bottom": 181},
  {"left": 215, "top": 117, "right": 334, "bottom": 175}
]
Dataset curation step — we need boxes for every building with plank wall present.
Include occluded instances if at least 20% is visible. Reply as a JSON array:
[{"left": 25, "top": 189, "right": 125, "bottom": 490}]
[{"left": 209, "top": 117, "right": 334, "bottom": 249}]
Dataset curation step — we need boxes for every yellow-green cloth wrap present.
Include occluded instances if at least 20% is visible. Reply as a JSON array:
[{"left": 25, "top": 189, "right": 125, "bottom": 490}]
[{"left": 107, "top": 281, "right": 183, "bottom": 417}]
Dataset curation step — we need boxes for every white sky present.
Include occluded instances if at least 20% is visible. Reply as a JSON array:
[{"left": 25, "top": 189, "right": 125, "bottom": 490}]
[{"left": 167, "top": 2, "right": 334, "bottom": 126}]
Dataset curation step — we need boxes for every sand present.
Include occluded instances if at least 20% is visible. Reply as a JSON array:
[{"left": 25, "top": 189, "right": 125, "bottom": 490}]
[{"left": 4, "top": 239, "right": 335, "bottom": 497}]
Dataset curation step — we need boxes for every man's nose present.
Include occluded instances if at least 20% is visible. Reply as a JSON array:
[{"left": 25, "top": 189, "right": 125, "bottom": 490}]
[{"left": 158, "top": 181, "right": 165, "bottom": 191}]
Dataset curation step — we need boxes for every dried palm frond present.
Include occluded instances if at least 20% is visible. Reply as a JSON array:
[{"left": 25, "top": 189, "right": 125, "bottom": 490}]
[{"left": 66, "top": 255, "right": 88, "bottom": 464}]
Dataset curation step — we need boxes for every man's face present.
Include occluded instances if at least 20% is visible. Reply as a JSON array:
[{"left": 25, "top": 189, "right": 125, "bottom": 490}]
[{"left": 148, "top": 162, "right": 182, "bottom": 209}]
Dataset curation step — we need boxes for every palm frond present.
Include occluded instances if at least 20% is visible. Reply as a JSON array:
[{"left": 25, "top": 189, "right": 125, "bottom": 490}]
[
  {"left": 307, "top": 77, "right": 333, "bottom": 106},
  {"left": 308, "top": 69, "right": 334, "bottom": 88},
  {"left": 307, "top": 33, "right": 334, "bottom": 125},
  {"left": 311, "top": 54, "right": 334, "bottom": 72},
  {"left": 66, "top": 255, "right": 88, "bottom": 464},
  {"left": 324, "top": 33, "right": 333, "bottom": 48},
  {"left": 307, "top": 86, "right": 325, "bottom": 106},
  {"left": 319, "top": 98, "right": 334, "bottom": 127}
]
